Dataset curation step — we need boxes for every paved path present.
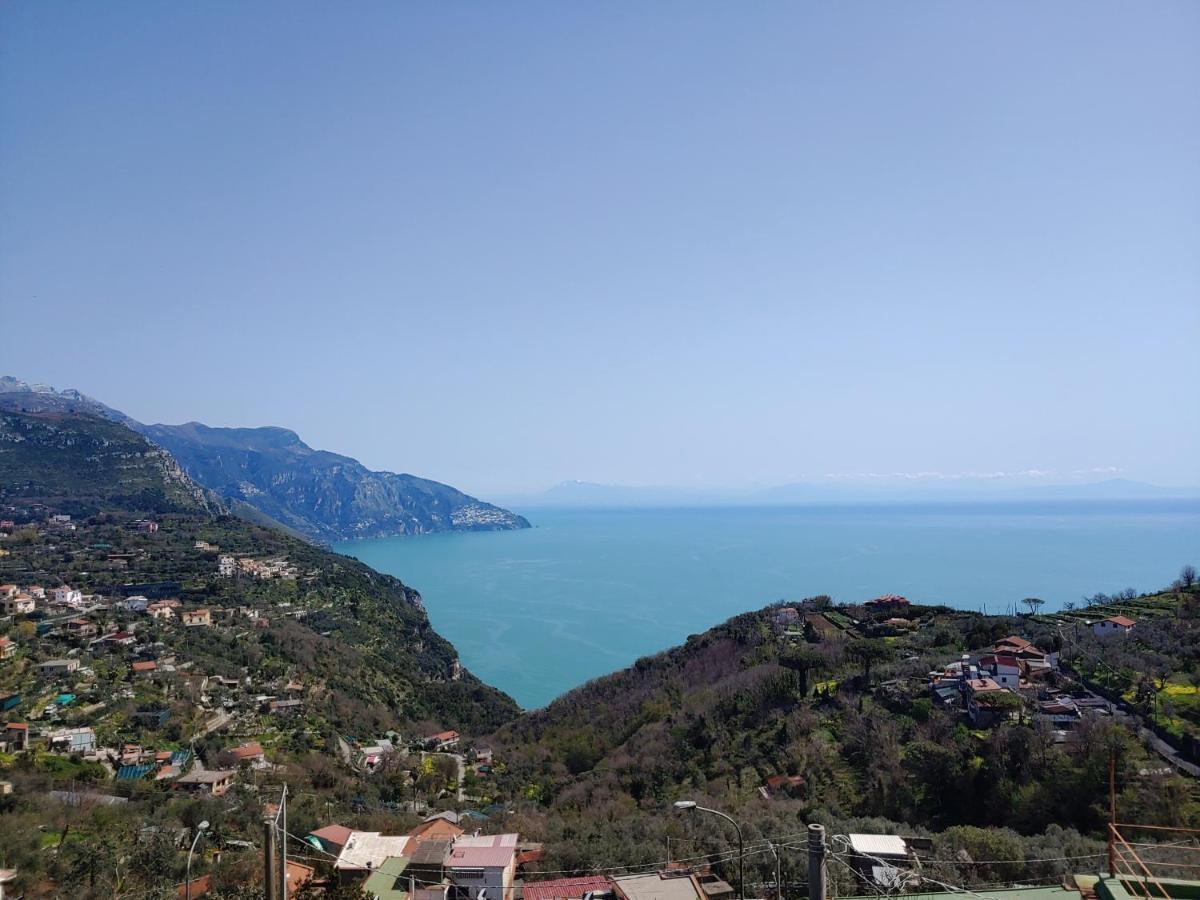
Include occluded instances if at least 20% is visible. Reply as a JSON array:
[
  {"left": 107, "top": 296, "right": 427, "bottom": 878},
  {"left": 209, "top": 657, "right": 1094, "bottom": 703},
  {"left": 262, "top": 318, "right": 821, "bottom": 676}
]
[
  {"left": 451, "top": 752, "right": 466, "bottom": 802},
  {"left": 197, "top": 709, "right": 232, "bottom": 737}
]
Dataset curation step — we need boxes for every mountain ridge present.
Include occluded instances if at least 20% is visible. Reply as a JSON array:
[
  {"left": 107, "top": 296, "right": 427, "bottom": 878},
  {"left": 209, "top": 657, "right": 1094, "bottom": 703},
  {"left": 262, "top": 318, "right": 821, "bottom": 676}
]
[
  {"left": 0, "top": 377, "right": 531, "bottom": 543},
  {"left": 0, "top": 405, "right": 521, "bottom": 731},
  {"left": 501, "top": 476, "right": 1199, "bottom": 508}
]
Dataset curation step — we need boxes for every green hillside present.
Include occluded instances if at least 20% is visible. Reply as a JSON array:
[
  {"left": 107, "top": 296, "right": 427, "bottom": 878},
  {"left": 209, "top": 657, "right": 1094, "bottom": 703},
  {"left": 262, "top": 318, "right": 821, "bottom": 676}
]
[
  {"left": 0, "top": 409, "right": 520, "bottom": 734},
  {"left": 487, "top": 593, "right": 1199, "bottom": 880},
  {"left": 0, "top": 409, "right": 215, "bottom": 516}
]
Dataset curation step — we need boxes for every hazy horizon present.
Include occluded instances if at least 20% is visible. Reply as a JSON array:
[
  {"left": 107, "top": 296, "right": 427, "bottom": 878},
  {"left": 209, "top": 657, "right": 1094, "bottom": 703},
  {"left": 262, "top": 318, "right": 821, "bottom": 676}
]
[{"left": 3, "top": 3, "right": 1198, "bottom": 497}]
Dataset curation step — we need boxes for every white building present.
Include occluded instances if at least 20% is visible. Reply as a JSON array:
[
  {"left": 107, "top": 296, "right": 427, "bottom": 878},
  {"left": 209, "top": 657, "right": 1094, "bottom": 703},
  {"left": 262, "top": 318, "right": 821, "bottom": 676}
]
[
  {"left": 2, "top": 595, "right": 35, "bottom": 616},
  {"left": 446, "top": 835, "right": 518, "bottom": 900},
  {"left": 1093, "top": 615, "right": 1136, "bottom": 637},
  {"left": 52, "top": 586, "right": 83, "bottom": 607},
  {"left": 976, "top": 654, "right": 1022, "bottom": 689},
  {"left": 334, "top": 832, "right": 411, "bottom": 876}
]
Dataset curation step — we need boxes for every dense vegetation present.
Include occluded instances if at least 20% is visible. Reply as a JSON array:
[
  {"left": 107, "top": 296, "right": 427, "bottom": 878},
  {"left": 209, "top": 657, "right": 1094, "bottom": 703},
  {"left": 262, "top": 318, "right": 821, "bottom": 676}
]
[
  {"left": 486, "top": 590, "right": 1200, "bottom": 888},
  {"left": 0, "top": 408, "right": 215, "bottom": 516},
  {"left": 0, "top": 409, "right": 520, "bottom": 735},
  {"left": 1052, "top": 589, "right": 1200, "bottom": 753},
  {"left": 1, "top": 405, "right": 1196, "bottom": 898}
]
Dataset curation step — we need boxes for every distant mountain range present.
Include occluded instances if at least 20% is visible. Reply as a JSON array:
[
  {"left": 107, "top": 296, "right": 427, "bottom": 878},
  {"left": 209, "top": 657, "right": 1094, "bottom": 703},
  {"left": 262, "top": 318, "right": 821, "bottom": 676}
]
[
  {"left": 501, "top": 477, "right": 1200, "bottom": 508},
  {"left": 0, "top": 377, "right": 530, "bottom": 543}
]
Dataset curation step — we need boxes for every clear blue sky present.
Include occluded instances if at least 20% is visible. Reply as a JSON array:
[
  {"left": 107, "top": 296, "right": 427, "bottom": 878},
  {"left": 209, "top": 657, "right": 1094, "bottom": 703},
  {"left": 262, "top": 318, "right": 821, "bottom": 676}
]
[{"left": 2, "top": 2, "right": 1197, "bottom": 495}]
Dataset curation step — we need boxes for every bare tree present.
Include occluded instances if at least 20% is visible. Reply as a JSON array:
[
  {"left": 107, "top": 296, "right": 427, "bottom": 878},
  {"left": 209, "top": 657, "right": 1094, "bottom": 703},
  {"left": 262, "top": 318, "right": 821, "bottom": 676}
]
[{"left": 1180, "top": 564, "right": 1197, "bottom": 589}]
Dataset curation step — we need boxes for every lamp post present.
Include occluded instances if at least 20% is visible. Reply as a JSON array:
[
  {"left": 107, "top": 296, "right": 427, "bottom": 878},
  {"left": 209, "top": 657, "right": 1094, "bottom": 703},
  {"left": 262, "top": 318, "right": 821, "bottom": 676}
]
[
  {"left": 674, "top": 800, "right": 744, "bottom": 900},
  {"left": 186, "top": 820, "right": 210, "bottom": 900}
]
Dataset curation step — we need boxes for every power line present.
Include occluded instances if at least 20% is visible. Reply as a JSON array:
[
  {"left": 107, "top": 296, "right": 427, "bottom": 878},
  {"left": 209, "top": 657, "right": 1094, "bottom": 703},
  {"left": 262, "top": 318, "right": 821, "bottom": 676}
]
[{"left": 830, "top": 833, "right": 1009, "bottom": 900}]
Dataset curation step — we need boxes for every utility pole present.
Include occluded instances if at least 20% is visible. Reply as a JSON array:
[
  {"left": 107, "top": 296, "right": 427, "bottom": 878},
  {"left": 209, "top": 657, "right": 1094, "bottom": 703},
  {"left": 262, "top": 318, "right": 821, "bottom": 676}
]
[
  {"left": 766, "top": 841, "right": 782, "bottom": 900},
  {"left": 280, "top": 784, "right": 289, "bottom": 898},
  {"left": 807, "top": 824, "right": 827, "bottom": 900},
  {"left": 1108, "top": 750, "right": 1117, "bottom": 875},
  {"left": 264, "top": 818, "right": 277, "bottom": 900}
]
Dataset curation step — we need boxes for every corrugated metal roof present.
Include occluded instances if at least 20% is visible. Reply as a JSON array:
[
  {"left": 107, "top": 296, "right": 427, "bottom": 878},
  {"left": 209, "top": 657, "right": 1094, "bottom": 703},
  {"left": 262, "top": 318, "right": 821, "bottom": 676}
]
[
  {"left": 454, "top": 833, "right": 519, "bottom": 848},
  {"left": 116, "top": 764, "right": 155, "bottom": 780},
  {"left": 523, "top": 876, "right": 612, "bottom": 900},
  {"left": 848, "top": 834, "right": 908, "bottom": 857}
]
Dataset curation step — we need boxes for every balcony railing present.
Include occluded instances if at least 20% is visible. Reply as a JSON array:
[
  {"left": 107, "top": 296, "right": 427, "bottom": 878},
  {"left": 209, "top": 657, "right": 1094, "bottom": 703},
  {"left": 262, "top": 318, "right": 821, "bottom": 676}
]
[{"left": 1108, "top": 824, "right": 1200, "bottom": 900}]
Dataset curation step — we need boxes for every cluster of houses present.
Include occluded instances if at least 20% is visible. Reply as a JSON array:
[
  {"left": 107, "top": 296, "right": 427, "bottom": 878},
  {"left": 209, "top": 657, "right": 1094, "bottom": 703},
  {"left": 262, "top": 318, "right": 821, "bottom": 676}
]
[
  {"left": 298, "top": 814, "right": 742, "bottom": 900},
  {"left": 0, "top": 711, "right": 266, "bottom": 798},
  {"left": 1, "top": 567, "right": 502, "bottom": 812},
  {"left": 929, "top": 634, "right": 1057, "bottom": 726},
  {"left": 927, "top": 619, "right": 1135, "bottom": 732},
  {"left": 321, "top": 813, "right": 907, "bottom": 900},
  {"left": 0, "top": 568, "right": 324, "bottom": 785},
  {"left": 1, "top": 582, "right": 95, "bottom": 617},
  {"left": 216, "top": 554, "right": 297, "bottom": 580},
  {"left": 772, "top": 594, "right": 1142, "bottom": 740}
]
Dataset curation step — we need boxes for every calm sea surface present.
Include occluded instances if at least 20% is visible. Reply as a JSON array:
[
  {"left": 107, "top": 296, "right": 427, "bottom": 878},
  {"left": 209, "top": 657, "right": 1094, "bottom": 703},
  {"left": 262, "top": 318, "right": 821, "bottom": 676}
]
[{"left": 335, "top": 501, "right": 1200, "bottom": 709}]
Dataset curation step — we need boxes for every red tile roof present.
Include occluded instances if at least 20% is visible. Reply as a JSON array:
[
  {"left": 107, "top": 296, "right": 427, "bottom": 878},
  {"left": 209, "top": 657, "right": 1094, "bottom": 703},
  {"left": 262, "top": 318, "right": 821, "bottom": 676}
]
[
  {"left": 176, "top": 874, "right": 212, "bottom": 899},
  {"left": 1105, "top": 615, "right": 1137, "bottom": 627},
  {"left": 978, "top": 655, "right": 1020, "bottom": 668},
  {"left": 409, "top": 818, "right": 464, "bottom": 840},
  {"left": 994, "top": 635, "right": 1033, "bottom": 649},
  {"left": 286, "top": 860, "right": 315, "bottom": 893},
  {"left": 523, "top": 877, "right": 613, "bottom": 900},
  {"left": 310, "top": 824, "right": 353, "bottom": 849}
]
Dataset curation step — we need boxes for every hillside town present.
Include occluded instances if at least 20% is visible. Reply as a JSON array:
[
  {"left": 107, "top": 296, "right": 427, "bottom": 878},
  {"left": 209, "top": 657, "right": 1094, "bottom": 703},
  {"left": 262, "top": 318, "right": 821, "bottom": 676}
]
[{"left": 3, "top": 496, "right": 1198, "bottom": 897}]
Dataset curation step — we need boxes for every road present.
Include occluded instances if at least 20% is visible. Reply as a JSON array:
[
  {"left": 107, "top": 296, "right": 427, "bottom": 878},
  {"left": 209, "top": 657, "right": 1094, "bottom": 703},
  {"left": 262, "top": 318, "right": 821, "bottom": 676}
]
[
  {"left": 451, "top": 753, "right": 466, "bottom": 802},
  {"left": 1055, "top": 659, "right": 1198, "bottom": 778}
]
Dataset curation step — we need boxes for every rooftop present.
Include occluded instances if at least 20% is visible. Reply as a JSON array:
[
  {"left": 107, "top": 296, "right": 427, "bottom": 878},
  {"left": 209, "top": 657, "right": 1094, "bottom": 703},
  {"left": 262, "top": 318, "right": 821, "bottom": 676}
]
[
  {"left": 613, "top": 872, "right": 703, "bottom": 900},
  {"left": 835, "top": 887, "right": 1074, "bottom": 900},
  {"left": 454, "top": 833, "right": 519, "bottom": 848},
  {"left": 966, "top": 678, "right": 1004, "bottom": 693},
  {"left": 307, "top": 823, "right": 354, "bottom": 851},
  {"left": 847, "top": 834, "right": 908, "bottom": 857},
  {"left": 446, "top": 844, "right": 517, "bottom": 869},
  {"left": 524, "top": 876, "right": 614, "bottom": 900},
  {"left": 336, "top": 831, "right": 410, "bottom": 871},
  {"left": 176, "top": 769, "right": 233, "bottom": 785}
]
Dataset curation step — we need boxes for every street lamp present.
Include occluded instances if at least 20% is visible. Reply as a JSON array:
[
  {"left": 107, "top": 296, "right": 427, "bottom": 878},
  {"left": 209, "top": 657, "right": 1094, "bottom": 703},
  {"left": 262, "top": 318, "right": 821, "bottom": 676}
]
[
  {"left": 186, "top": 820, "right": 210, "bottom": 900},
  {"left": 674, "top": 801, "right": 744, "bottom": 900}
]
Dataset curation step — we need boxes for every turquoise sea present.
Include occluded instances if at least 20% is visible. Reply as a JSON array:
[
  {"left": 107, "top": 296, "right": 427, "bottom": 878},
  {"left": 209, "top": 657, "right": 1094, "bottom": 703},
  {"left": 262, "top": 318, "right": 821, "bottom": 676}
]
[{"left": 335, "top": 500, "right": 1200, "bottom": 710}]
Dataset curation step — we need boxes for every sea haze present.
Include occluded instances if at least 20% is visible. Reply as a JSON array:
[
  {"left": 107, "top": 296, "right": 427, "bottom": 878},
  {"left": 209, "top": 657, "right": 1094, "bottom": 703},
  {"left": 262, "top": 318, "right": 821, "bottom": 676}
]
[{"left": 335, "top": 500, "right": 1200, "bottom": 709}]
